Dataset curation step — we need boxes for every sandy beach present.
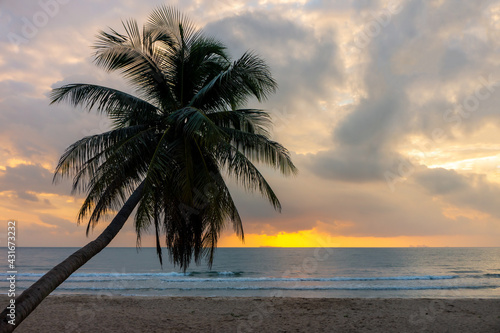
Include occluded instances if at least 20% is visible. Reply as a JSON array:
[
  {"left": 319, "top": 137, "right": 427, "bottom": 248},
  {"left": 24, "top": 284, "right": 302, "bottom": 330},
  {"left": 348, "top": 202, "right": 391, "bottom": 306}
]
[{"left": 1, "top": 296, "right": 499, "bottom": 332}]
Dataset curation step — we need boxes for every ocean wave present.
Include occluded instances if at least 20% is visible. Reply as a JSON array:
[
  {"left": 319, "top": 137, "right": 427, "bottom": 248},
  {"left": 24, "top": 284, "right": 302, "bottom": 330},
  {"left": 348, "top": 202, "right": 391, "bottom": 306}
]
[
  {"left": 13, "top": 274, "right": 462, "bottom": 283},
  {"left": 190, "top": 271, "right": 244, "bottom": 276},
  {"left": 0, "top": 272, "right": 192, "bottom": 278},
  {"left": 0, "top": 271, "right": 242, "bottom": 277},
  {"left": 3, "top": 273, "right": 500, "bottom": 283},
  {"left": 9, "top": 285, "right": 498, "bottom": 292},
  {"left": 0, "top": 271, "right": 241, "bottom": 282},
  {"left": 156, "top": 275, "right": 460, "bottom": 283},
  {"left": 483, "top": 274, "right": 500, "bottom": 278},
  {"left": 15, "top": 278, "right": 152, "bottom": 283}
]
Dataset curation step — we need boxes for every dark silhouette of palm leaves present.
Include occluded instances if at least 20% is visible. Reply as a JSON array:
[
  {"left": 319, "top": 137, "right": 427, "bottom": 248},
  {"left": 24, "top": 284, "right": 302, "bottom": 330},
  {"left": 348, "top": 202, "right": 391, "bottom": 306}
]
[{"left": 51, "top": 5, "right": 297, "bottom": 270}]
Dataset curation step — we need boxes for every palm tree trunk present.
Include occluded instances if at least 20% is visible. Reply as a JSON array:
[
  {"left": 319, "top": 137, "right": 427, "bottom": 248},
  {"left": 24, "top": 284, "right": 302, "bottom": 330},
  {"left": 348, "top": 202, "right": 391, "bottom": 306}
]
[{"left": 0, "top": 182, "right": 145, "bottom": 332}]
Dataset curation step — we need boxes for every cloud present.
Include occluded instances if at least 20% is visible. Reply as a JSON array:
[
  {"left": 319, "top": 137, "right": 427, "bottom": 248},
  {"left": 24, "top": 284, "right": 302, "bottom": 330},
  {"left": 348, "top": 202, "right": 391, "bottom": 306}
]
[
  {"left": 414, "top": 168, "right": 469, "bottom": 195},
  {"left": 16, "top": 191, "right": 39, "bottom": 202},
  {"left": 415, "top": 167, "right": 500, "bottom": 220},
  {"left": 307, "top": 94, "right": 407, "bottom": 182},
  {"left": 0, "top": 164, "right": 54, "bottom": 193},
  {"left": 0, "top": 164, "right": 75, "bottom": 202},
  {"left": 38, "top": 213, "right": 80, "bottom": 233},
  {"left": 305, "top": 0, "right": 500, "bottom": 185},
  {"left": 2, "top": 0, "right": 500, "bottom": 247},
  {"left": 204, "top": 10, "right": 343, "bottom": 105}
]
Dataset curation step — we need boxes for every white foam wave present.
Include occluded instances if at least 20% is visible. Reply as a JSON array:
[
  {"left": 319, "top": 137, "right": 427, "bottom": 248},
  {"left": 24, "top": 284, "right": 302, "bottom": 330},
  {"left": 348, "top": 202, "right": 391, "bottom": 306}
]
[{"left": 21, "top": 285, "right": 498, "bottom": 292}]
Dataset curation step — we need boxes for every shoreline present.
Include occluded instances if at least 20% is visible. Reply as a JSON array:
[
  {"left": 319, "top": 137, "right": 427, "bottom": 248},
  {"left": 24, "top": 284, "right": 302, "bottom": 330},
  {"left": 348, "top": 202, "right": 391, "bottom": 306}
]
[{"left": 2, "top": 296, "right": 499, "bottom": 332}]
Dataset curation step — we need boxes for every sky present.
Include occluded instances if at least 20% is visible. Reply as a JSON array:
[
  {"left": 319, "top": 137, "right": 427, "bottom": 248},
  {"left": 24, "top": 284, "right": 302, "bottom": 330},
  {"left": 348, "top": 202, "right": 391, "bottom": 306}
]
[{"left": 1, "top": 0, "right": 500, "bottom": 248}]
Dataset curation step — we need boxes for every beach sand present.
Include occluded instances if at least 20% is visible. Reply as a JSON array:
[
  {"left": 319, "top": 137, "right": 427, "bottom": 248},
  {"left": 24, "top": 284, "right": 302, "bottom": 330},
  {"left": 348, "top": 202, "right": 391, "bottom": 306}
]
[{"left": 2, "top": 296, "right": 499, "bottom": 332}]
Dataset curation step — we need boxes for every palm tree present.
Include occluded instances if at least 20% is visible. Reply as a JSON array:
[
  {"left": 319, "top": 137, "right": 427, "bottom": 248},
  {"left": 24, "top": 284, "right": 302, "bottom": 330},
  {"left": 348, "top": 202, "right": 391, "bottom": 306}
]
[{"left": 0, "top": 6, "right": 296, "bottom": 331}]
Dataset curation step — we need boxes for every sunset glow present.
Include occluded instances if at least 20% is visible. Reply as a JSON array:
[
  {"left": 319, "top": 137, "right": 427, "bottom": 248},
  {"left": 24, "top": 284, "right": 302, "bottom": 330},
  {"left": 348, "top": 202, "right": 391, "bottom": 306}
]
[{"left": 1, "top": 1, "right": 500, "bottom": 248}]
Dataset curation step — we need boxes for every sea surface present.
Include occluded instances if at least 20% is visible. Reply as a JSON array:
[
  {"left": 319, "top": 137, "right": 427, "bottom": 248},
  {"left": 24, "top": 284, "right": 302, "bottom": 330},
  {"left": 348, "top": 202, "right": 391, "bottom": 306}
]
[{"left": 1, "top": 247, "right": 500, "bottom": 298}]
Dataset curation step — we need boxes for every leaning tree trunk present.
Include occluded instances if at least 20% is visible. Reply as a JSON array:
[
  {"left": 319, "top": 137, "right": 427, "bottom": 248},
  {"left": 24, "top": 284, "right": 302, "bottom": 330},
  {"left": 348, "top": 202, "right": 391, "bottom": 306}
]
[{"left": 0, "top": 182, "right": 144, "bottom": 332}]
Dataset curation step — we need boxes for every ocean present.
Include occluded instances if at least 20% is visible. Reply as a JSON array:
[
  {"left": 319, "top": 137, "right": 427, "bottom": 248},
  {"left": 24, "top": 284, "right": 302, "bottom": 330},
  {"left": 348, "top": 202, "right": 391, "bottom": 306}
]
[{"left": 2, "top": 247, "right": 500, "bottom": 298}]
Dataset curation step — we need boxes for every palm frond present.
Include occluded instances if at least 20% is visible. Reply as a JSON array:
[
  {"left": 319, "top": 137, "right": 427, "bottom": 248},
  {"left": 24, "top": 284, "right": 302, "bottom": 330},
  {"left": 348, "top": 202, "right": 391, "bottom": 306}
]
[
  {"left": 53, "top": 126, "right": 154, "bottom": 187},
  {"left": 50, "top": 84, "right": 160, "bottom": 127},
  {"left": 77, "top": 153, "right": 143, "bottom": 232},
  {"left": 207, "top": 109, "right": 272, "bottom": 136},
  {"left": 218, "top": 143, "right": 282, "bottom": 211},
  {"left": 51, "top": 6, "right": 296, "bottom": 272},
  {"left": 189, "top": 51, "right": 277, "bottom": 110},
  {"left": 222, "top": 128, "right": 297, "bottom": 176},
  {"left": 147, "top": 5, "right": 200, "bottom": 49},
  {"left": 168, "top": 107, "right": 227, "bottom": 147},
  {"left": 93, "top": 28, "right": 174, "bottom": 106}
]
